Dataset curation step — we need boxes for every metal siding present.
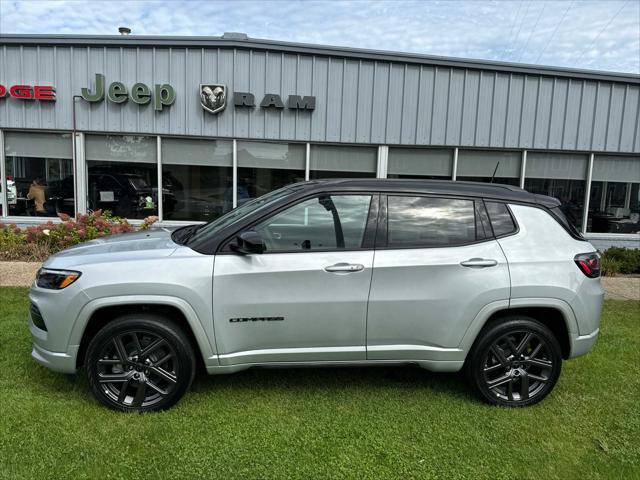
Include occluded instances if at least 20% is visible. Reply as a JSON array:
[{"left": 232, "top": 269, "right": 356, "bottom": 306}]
[
  {"left": 415, "top": 66, "right": 435, "bottom": 144},
  {"left": 548, "top": 78, "right": 568, "bottom": 150},
  {"left": 386, "top": 63, "right": 405, "bottom": 144},
  {"left": 446, "top": 68, "right": 464, "bottom": 145},
  {"left": 340, "top": 59, "right": 359, "bottom": 143},
  {"left": 400, "top": 65, "right": 419, "bottom": 144},
  {"left": 0, "top": 43, "right": 637, "bottom": 153},
  {"left": 577, "top": 81, "right": 597, "bottom": 150},
  {"left": 504, "top": 74, "right": 524, "bottom": 148},
  {"left": 475, "top": 71, "right": 494, "bottom": 147},
  {"left": 326, "top": 57, "right": 343, "bottom": 142},
  {"left": 533, "top": 77, "right": 553, "bottom": 149},
  {"left": 591, "top": 82, "right": 611, "bottom": 151},
  {"left": 489, "top": 73, "right": 509, "bottom": 148},
  {"left": 371, "top": 62, "right": 390, "bottom": 143},
  {"left": 461, "top": 70, "right": 480, "bottom": 147},
  {"left": 620, "top": 85, "right": 640, "bottom": 152}
]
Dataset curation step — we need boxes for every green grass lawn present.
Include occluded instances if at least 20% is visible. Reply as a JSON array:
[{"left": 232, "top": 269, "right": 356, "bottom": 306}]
[{"left": 0, "top": 287, "right": 638, "bottom": 480}]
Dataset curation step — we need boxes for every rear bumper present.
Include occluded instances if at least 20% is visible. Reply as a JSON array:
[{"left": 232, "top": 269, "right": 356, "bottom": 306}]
[{"left": 568, "top": 328, "right": 599, "bottom": 359}]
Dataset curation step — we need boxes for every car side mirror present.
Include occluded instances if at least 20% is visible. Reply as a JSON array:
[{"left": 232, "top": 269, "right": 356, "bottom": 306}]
[{"left": 230, "top": 230, "right": 265, "bottom": 255}]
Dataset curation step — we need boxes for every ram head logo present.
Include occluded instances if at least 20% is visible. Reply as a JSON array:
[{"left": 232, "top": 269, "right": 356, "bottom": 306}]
[{"left": 200, "top": 84, "right": 226, "bottom": 114}]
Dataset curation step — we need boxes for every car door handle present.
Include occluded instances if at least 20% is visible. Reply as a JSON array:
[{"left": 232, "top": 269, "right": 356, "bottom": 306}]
[
  {"left": 324, "top": 263, "right": 365, "bottom": 273},
  {"left": 460, "top": 258, "right": 498, "bottom": 268}
]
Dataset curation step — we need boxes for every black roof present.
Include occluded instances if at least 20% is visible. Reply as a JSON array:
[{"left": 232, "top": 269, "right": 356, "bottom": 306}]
[{"left": 290, "top": 178, "right": 560, "bottom": 207}]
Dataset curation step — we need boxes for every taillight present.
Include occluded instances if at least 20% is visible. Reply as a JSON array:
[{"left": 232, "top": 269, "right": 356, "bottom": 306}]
[{"left": 574, "top": 252, "right": 601, "bottom": 278}]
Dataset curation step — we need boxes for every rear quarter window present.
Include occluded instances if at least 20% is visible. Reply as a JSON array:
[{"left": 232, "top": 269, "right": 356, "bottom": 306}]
[{"left": 485, "top": 202, "right": 517, "bottom": 237}]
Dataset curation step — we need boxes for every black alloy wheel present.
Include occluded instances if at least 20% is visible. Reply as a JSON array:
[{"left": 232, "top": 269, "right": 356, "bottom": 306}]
[
  {"left": 466, "top": 317, "right": 562, "bottom": 406},
  {"left": 86, "top": 314, "right": 195, "bottom": 412}
]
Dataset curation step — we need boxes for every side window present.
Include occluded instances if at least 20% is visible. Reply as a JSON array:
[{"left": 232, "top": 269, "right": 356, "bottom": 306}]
[
  {"left": 253, "top": 195, "right": 372, "bottom": 252},
  {"left": 387, "top": 196, "right": 477, "bottom": 247},
  {"left": 485, "top": 201, "right": 517, "bottom": 236}
]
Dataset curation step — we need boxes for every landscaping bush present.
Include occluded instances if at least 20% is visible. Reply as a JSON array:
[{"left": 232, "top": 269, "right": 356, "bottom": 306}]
[
  {"left": 0, "top": 210, "right": 157, "bottom": 262},
  {"left": 601, "top": 247, "right": 640, "bottom": 275}
]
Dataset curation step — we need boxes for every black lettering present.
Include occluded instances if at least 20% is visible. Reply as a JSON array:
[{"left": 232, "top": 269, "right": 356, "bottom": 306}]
[
  {"left": 260, "top": 94, "right": 285, "bottom": 109},
  {"left": 234, "top": 92, "right": 255, "bottom": 107},
  {"left": 287, "top": 95, "right": 315, "bottom": 110}
]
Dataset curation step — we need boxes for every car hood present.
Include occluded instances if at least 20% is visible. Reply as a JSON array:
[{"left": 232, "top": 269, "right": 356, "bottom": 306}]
[{"left": 43, "top": 228, "right": 180, "bottom": 269}]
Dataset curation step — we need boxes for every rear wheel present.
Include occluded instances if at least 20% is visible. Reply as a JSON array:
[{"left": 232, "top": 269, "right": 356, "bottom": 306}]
[
  {"left": 465, "top": 317, "right": 562, "bottom": 407},
  {"left": 86, "top": 314, "right": 195, "bottom": 412}
]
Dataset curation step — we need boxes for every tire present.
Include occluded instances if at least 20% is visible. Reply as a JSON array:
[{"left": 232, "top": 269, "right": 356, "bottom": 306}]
[
  {"left": 465, "top": 316, "right": 562, "bottom": 407},
  {"left": 85, "top": 314, "right": 196, "bottom": 412}
]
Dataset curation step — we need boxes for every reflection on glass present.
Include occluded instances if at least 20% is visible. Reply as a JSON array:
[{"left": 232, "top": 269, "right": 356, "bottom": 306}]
[
  {"left": 456, "top": 150, "right": 521, "bottom": 186},
  {"left": 588, "top": 182, "right": 640, "bottom": 233},
  {"left": 85, "top": 135, "right": 157, "bottom": 219},
  {"left": 387, "top": 148, "right": 452, "bottom": 179},
  {"left": 524, "top": 178, "right": 585, "bottom": 230},
  {"left": 310, "top": 145, "right": 377, "bottom": 179},
  {"left": 254, "top": 195, "right": 372, "bottom": 251},
  {"left": 162, "top": 138, "right": 233, "bottom": 221},
  {"left": 237, "top": 141, "right": 306, "bottom": 204},
  {"left": 524, "top": 153, "right": 588, "bottom": 230},
  {"left": 387, "top": 196, "right": 477, "bottom": 247},
  {"left": 4, "top": 132, "right": 74, "bottom": 217}
]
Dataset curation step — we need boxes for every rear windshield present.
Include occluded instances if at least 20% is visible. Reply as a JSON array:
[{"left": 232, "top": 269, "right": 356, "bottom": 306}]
[{"left": 550, "top": 206, "right": 583, "bottom": 239}]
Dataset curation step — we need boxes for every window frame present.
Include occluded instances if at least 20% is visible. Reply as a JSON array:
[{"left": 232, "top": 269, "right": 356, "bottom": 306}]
[
  {"left": 483, "top": 200, "right": 520, "bottom": 239},
  {"left": 376, "top": 194, "right": 496, "bottom": 250},
  {"left": 218, "top": 191, "right": 380, "bottom": 255}
]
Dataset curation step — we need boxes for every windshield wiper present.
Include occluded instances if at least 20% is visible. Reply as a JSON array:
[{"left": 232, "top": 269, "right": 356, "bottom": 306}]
[{"left": 171, "top": 224, "right": 203, "bottom": 245}]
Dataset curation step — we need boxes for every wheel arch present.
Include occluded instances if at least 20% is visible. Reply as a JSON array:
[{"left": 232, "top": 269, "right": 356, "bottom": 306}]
[
  {"left": 459, "top": 299, "right": 578, "bottom": 360},
  {"left": 72, "top": 296, "right": 217, "bottom": 369}
]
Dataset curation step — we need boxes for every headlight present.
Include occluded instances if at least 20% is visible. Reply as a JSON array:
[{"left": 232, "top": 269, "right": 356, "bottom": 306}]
[{"left": 36, "top": 268, "right": 81, "bottom": 289}]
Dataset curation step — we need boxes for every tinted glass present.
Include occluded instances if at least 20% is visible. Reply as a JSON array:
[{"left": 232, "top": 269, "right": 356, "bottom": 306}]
[
  {"left": 485, "top": 202, "right": 517, "bottom": 236},
  {"left": 387, "top": 196, "right": 476, "bottom": 247},
  {"left": 254, "top": 195, "right": 372, "bottom": 252}
]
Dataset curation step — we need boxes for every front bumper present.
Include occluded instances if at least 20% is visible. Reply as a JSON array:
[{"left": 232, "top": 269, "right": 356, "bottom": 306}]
[{"left": 31, "top": 342, "right": 79, "bottom": 374}]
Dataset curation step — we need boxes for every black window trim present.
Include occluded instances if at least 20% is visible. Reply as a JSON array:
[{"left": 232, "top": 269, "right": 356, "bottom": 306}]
[
  {"left": 217, "top": 191, "right": 379, "bottom": 255},
  {"left": 376, "top": 193, "right": 497, "bottom": 250},
  {"left": 483, "top": 199, "right": 521, "bottom": 240}
]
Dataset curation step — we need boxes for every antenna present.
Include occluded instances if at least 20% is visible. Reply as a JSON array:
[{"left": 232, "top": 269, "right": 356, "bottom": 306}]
[{"left": 490, "top": 162, "right": 500, "bottom": 183}]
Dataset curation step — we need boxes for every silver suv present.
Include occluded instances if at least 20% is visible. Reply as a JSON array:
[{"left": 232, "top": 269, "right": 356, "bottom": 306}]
[{"left": 29, "top": 180, "right": 603, "bottom": 411}]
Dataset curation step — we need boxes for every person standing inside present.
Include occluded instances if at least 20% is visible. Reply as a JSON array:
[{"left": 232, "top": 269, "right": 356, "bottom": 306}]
[{"left": 27, "top": 178, "right": 47, "bottom": 216}]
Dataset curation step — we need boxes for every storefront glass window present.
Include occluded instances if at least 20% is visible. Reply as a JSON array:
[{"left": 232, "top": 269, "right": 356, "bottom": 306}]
[
  {"left": 4, "top": 132, "right": 73, "bottom": 217},
  {"left": 387, "top": 148, "right": 452, "bottom": 179},
  {"left": 161, "top": 138, "right": 233, "bottom": 221},
  {"left": 524, "top": 152, "right": 588, "bottom": 231},
  {"left": 587, "top": 155, "right": 640, "bottom": 234},
  {"left": 85, "top": 135, "right": 157, "bottom": 219},
  {"left": 237, "top": 141, "right": 305, "bottom": 204},
  {"left": 310, "top": 145, "right": 377, "bottom": 179},
  {"left": 456, "top": 150, "right": 521, "bottom": 186}
]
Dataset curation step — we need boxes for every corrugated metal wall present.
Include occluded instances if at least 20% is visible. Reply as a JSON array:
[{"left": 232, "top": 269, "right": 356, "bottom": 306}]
[{"left": 1, "top": 45, "right": 639, "bottom": 153}]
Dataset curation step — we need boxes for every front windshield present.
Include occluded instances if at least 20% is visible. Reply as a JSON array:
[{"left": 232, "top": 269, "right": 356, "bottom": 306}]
[{"left": 186, "top": 186, "right": 297, "bottom": 245}]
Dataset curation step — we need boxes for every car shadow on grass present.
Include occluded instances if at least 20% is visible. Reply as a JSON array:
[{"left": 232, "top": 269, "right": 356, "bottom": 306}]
[{"left": 189, "top": 365, "right": 473, "bottom": 401}]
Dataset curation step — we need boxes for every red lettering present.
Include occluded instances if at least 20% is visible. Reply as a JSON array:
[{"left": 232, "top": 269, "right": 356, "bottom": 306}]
[
  {"left": 0, "top": 84, "right": 6, "bottom": 97},
  {"left": 9, "top": 85, "right": 33, "bottom": 99},
  {"left": 33, "top": 85, "right": 56, "bottom": 101}
]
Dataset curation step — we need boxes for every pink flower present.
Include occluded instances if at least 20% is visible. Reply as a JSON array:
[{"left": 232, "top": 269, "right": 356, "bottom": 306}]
[{"left": 57, "top": 213, "right": 71, "bottom": 222}]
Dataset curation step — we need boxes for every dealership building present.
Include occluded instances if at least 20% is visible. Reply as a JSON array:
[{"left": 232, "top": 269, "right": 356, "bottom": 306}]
[{"left": 0, "top": 33, "right": 638, "bottom": 248}]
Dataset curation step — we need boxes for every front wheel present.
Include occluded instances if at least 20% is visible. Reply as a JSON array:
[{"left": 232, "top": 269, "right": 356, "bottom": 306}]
[
  {"left": 465, "top": 317, "right": 562, "bottom": 407},
  {"left": 85, "top": 314, "right": 196, "bottom": 412}
]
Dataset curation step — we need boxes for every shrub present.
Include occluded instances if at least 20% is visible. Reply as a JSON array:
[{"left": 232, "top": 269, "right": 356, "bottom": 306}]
[
  {"left": 0, "top": 211, "right": 158, "bottom": 262},
  {"left": 601, "top": 247, "right": 640, "bottom": 275},
  {"left": 600, "top": 257, "right": 621, "bottom": 277}
]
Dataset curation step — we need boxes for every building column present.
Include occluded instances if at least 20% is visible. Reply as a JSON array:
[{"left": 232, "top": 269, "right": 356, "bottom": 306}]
[
  {"left": 0, "top": 130, "right": 6, "bottom": 218},
  {"left": 582, "top": 153, "right": 595, "bottom": 235},
  {"left": 452, "top": 147, "right": 459, "bottom": 180},
  {"left": 377, "top": 145, "right": 388, "bottom": 179},
  {"left": 305, "top": 143, "right": 311, "bottom": 181},
  {"left": 74, "top": 132, "right": 87, "bottom": 214},
  {"left": 232, "top": 139, "right": 238, "bottom": 208},
  {"left": 520, "top": 150, "right": 527, "bottom": 189},
  {"left": 156, "top": 136, "right": 163, "bottom": 221}
]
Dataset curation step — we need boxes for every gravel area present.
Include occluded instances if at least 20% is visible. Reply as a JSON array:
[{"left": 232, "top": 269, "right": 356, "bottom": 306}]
[
  {"left": 0, "top": 261, "right": 638, "bottom": 300},
  {"left": 0, "top": 262, "right": 40, "bottom": 287}
]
